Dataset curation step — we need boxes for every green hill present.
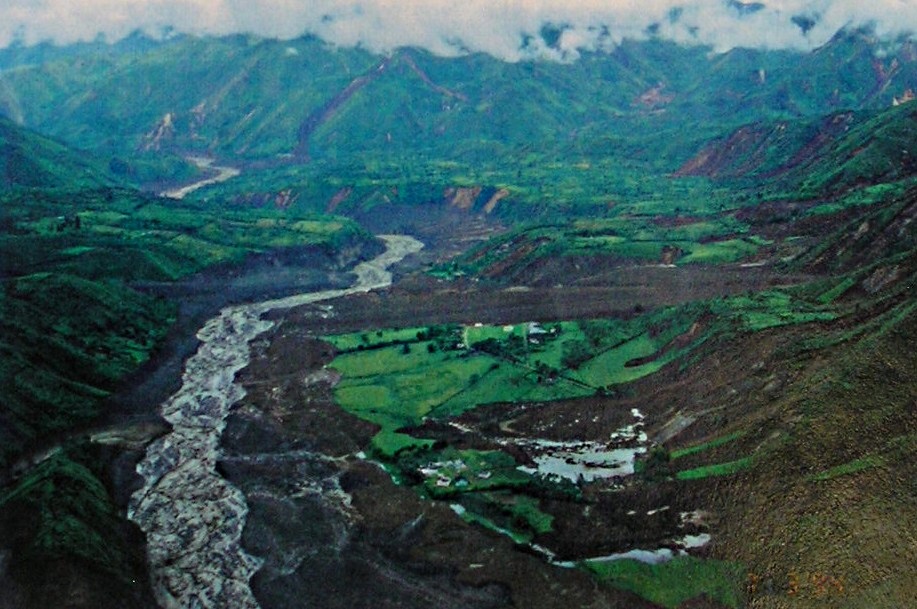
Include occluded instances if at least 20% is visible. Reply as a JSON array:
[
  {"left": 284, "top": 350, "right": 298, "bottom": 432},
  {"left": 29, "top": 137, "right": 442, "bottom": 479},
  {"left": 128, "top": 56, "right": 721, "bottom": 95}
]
[{"left": 0, "top": 116, "right": 117, "bottom": 191}]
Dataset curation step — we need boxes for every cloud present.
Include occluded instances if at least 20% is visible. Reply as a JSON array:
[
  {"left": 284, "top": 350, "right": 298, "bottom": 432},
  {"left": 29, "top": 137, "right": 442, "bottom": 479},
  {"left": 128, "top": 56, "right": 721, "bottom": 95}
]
[{"left": 2, "top": 1, "right": 917, "bottom": 60}]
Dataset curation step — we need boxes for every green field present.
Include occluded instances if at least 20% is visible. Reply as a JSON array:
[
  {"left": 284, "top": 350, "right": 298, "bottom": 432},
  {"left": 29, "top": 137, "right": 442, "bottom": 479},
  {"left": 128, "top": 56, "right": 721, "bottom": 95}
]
[
  {"left": 585, "top": 556, "right": 746, "bottom": 608},
  {"left": 326, "top": 318, "right": 687, "bottom": 456},
  {"left": 326, "top": 286, "right": 837, "bottom": 460},
  {"left": 573, "top": 333, "right": 665, "bottom": 387}
]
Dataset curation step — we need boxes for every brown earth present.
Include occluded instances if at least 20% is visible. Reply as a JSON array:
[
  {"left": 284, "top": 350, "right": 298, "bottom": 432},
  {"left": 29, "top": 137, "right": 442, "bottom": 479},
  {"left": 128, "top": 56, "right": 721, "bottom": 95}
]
[
  {"left": 224, "top": 314, "right": 663, "bottom": 609},
  {"left": 217, "top": 198, "right": 916, "bottom": 609},
  {"left": 218, "top": 220, "right": 816, "bottom": 608}
]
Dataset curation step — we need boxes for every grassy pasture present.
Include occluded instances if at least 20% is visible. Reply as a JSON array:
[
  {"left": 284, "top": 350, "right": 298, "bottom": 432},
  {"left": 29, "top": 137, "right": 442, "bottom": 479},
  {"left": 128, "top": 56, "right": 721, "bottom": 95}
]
[
  {"left": 573, "top": 333, "right": 665, "bottom": 387},
  {"left": 325, "top": 327, "right": 426, "bottom": 351}
]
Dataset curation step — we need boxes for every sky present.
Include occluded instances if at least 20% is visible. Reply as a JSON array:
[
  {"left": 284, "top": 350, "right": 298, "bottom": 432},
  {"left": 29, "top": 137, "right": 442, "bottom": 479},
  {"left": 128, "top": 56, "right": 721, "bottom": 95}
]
[{"left": 2, "top": 1, "right": 917, "bottom": 60}]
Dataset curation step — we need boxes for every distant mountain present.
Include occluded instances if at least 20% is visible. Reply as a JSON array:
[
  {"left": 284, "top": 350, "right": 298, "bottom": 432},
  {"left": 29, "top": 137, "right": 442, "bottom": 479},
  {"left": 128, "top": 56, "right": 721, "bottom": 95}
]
[
  {"left": 0, "top": 30, "right": 167, "bottom": 72},
  {"left": 2, "top": 28, "right": 917, "bottom": 172}
]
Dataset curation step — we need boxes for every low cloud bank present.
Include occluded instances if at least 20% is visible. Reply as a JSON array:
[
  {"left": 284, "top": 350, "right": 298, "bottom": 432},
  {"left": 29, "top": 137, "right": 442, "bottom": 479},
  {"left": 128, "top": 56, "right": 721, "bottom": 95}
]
[{"left": 3, "top": 1, "right": 917, "bottom": 59}]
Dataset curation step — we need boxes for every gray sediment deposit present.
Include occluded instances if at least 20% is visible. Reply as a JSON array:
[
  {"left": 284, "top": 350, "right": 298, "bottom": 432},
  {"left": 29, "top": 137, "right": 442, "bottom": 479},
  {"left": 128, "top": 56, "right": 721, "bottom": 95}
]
[{"left": 128, "top": 236, "right": 423, "bottom": 608}]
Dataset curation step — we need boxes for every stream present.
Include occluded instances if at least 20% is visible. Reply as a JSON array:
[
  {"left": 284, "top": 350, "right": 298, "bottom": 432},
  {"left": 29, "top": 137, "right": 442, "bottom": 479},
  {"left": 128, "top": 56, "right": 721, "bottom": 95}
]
[{"left": 127, "top": 234, "right": 424, "bottom": 609}]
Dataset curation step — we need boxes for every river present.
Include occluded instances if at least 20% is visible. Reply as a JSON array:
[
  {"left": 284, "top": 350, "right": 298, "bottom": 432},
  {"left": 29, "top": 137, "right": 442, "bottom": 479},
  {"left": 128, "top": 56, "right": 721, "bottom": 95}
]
[
  {"left": 161, "top": 157, "right": 242, "bottom": 200},
  {"left": 127, "top": 234, "right": 424, "bottom": 609}
]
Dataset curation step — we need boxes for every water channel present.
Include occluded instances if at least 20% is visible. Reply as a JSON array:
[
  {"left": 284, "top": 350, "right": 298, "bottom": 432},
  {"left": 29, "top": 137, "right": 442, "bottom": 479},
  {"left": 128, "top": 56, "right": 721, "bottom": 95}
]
[{"left": 128, "top": 234, "right": 424, "bottom": 609}]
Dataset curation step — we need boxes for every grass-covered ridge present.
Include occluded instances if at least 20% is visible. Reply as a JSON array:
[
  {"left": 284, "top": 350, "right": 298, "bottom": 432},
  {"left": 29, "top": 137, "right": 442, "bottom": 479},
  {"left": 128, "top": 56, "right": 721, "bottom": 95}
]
[{"left": 0, "top": 272, "right": 175, "bottom": 467}]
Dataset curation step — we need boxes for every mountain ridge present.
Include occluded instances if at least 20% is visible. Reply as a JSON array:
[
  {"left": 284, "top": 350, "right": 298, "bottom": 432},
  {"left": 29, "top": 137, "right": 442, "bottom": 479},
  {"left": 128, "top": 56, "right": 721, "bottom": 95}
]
[{"left": 3, "top": 29, "right": 917, "bottom": 171}]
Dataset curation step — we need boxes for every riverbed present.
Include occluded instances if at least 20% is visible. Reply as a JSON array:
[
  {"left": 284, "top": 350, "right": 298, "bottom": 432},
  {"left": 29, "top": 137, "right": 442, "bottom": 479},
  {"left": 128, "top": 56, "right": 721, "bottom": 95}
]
[{"left": 128, "top": 235, "right": 424, "bottom": 609}]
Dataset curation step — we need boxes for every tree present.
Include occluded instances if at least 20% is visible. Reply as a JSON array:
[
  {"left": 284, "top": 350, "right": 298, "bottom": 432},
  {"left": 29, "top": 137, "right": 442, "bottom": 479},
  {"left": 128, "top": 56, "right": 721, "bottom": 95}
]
[
  {"left": 641, "top": 445, "right": 671, "bottom": 481},
  {"left": 560, "top": 339, "right": 591, "bottom": 369}
]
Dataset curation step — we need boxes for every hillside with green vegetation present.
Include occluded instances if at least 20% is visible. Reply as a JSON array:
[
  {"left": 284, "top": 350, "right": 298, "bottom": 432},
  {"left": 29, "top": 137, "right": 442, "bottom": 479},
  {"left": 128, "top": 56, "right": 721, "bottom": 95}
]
[
  {"left": 2, "top": 28, "right": 917, "bottom": 206},
  {"left": 678, "top": 101, "right": 917, "bottom": 199},
  {"left": 0, "top": 117, "right": 118, "bottom": 191}
]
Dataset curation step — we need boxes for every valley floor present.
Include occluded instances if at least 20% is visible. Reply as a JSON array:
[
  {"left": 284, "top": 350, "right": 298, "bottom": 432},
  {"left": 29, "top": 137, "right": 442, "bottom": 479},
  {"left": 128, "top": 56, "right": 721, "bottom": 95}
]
[{"left": 208, "top": 202, "right": 917, "bottom": 609}]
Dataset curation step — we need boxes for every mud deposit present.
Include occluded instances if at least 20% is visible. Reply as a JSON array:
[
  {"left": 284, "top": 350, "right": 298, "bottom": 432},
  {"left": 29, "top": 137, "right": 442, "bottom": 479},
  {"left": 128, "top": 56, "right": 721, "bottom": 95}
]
[
  {"left": 220, "top": 298, "right": 732, "bottom": 608},
  {"left": 222, "top": 381, "right": 663, "bottom": 609},
  {"left": 128, "top": 236, "right": 423, "bottom": 609}
]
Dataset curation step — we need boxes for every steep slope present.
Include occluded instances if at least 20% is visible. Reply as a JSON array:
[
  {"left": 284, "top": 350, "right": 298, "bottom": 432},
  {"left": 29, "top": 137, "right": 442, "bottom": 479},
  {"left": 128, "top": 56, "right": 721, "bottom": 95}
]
[
  {"left": 0, "top": 116, "right": 117, "bottom": 191},
  {"left": 694, "top": 200, "right": 917, "bottom": 608},
  {"left": 627, "top": 256, "right": 917, "bottom": 608},
  {"left": 678, "top": 100, "right": 917, "bottom": 198}
]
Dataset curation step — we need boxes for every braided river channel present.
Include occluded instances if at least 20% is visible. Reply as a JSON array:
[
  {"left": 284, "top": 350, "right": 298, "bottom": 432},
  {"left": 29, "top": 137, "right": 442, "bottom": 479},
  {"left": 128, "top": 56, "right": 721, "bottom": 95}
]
[{"left": 128, "top": 235, "right": 424, "bottom": 609}]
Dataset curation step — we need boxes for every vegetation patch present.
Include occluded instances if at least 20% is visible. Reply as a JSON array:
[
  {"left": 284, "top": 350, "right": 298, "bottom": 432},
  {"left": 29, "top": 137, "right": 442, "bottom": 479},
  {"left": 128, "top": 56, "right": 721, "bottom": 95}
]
[
  {"left": 404, "top": 448, "right": 533, "bottom": 497},
  {"left": 816, "top": 276, "right": 859, "bottom": 304},
  {"left": 324, "top": 327, "right": 424, "bottom": 351},
  {"left": 669, "top": 431, "right": 747, "bottom": 460},
  {"left": 454, "top": 492, "right": 554, "bottom": 543},
  {"left": 574, "top": 333, "right": 664, "bottom": 387},
  {"left": 327, "top": 316, "right": 702, "bottom": 455},
  {"left": 440, "top": 215, "right": 764, "bottom": 279},
  {"left": 674, "top": 456, "right": 756, "bottom": 480},
  {"left": 809, "top": 456, "right": 885, "bottom": 482},
  {"left": 584, "top": 555, "right": 746, "bottom": 609},
  {"left": 713, "top": 291, "right": 836, "bottom": 332}
]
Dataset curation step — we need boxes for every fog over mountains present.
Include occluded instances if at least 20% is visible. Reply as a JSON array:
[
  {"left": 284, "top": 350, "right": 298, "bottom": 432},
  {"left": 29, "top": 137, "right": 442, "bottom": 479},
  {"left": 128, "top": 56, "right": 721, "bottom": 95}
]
[{"left": 4, "top": 0, "right": 917, "bottom": 60}]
